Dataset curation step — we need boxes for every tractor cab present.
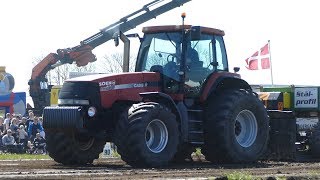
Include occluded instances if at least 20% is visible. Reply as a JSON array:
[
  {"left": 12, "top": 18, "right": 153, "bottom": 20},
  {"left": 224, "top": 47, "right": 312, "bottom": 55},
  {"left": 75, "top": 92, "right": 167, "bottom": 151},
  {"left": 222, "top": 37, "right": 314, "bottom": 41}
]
[{"left": 135, "top": 25, "right": 228, "bottom": 97}]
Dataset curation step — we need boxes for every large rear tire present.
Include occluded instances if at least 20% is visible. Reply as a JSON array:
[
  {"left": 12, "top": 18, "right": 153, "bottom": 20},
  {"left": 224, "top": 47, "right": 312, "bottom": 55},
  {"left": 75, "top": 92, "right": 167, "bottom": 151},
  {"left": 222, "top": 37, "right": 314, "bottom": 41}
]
[
  {"left": 114, "top": 102, "right": 179, "bottom": 167},
  {"left": 46, "top": 131, "right": 105, "bottom": 165},
  {"left": 202, "top": 89, "right": 269, "bottom": 163}
]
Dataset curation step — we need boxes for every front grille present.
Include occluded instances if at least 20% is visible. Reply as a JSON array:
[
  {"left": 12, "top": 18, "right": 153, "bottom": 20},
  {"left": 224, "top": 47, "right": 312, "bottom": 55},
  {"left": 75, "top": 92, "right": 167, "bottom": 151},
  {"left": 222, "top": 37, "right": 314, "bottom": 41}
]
[{"left": 43, "top": 106, "right": 83, "bottom": 129}]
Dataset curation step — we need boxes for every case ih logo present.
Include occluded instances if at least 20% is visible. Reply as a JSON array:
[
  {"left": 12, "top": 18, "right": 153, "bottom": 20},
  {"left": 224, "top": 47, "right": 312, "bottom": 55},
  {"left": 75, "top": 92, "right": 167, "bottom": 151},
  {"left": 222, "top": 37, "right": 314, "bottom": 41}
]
[
  {"left": 133, "top": 83, "right": 147, "bottom": 88},
  {"left": 99, "top": 80, "right": 116, "bottom": 87},
  {"left": 99, "top": 80, "right": 116, "bottom": 91}
]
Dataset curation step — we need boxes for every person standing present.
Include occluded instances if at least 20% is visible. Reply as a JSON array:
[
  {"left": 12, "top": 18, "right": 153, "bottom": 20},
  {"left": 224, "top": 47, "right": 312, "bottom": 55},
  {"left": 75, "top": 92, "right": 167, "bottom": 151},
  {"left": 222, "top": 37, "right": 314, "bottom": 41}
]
[
  {"left": 3, "top": 113, "right": 12, "bottom": 132},
  {"left": 26, "top": 112, "right": 35, "bottom": 132},
  {"left": 18, "top": 117, "right": 27, "bottom": 127},
  {"left": 9, "top": 117, "right": 19, "bottom": 142},
  {"left": 38, "top": 117, "right": 45, "bottom": 138},
  {"left": 18, "top": 125, "right": 28, "bottom": 150},
  {"left": 0, "top": 116, "right": 4, "bottom": 145},
  {"left": 28, "top": 117, "right": 44, "bottom": 141},
  {"left": 0, "top": 116, "right": 4, "bottom": 135}
]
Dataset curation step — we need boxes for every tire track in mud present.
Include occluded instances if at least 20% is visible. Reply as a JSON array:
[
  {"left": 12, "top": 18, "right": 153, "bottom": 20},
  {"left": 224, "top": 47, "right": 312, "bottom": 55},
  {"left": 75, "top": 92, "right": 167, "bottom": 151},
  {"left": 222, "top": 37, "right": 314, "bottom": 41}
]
[{"left": 0, "top": 158, "right": 320, "bottom": 179}]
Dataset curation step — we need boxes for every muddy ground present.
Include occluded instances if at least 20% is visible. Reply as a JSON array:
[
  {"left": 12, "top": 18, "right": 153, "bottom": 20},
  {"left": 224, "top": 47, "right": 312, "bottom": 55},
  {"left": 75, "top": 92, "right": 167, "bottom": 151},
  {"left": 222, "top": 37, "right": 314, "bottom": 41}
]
[{"left": 0, "top": 155, "right": 320, "bottom": 179}]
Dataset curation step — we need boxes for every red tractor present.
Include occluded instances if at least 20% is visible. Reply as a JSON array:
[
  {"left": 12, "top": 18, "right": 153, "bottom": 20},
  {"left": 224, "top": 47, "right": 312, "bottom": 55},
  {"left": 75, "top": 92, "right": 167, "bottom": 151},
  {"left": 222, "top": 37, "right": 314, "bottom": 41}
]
[
  {"left": 42, "top": 1, "right": 269, "bottom": 167},
  {"left": 43, "top": 25, "right": 269, "bottom": 167}
]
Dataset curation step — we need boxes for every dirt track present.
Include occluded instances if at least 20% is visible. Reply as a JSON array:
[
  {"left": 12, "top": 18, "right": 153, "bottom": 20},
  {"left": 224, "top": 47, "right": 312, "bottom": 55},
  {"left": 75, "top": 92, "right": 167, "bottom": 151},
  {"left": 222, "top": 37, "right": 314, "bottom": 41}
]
[{"left": 1, "top": 155, "right": 320, "bottom": 179}]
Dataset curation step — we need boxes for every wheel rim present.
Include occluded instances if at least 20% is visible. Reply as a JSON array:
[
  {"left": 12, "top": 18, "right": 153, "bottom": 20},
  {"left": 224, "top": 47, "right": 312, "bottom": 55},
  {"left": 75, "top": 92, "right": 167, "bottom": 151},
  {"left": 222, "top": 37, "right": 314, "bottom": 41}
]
[
  {"left": 145, "top": 119, "right": 168, "bottom": 153},
  {"left": 234, "top": 110, "right": 258, "bottom": 148},
  {"left": 78, "top": 137, "right": 95, "bottom": 151}
]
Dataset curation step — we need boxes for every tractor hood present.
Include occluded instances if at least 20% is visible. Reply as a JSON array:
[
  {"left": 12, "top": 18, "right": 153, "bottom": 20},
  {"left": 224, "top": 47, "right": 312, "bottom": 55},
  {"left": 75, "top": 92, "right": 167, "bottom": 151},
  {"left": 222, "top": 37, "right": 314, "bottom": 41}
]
[
  {"left": 65, "top": 72, "right": 161, "bottom": 108},
  {"left": 66, "top": 72, "right": 161, "bottom": 88}
]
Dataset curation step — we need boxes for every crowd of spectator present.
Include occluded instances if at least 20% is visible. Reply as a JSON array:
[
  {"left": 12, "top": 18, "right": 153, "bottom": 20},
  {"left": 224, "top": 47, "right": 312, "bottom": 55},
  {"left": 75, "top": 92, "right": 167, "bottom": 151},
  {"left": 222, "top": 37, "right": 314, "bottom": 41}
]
[{"left": 0, "top": 110, "right": 46, "bottom": 154}]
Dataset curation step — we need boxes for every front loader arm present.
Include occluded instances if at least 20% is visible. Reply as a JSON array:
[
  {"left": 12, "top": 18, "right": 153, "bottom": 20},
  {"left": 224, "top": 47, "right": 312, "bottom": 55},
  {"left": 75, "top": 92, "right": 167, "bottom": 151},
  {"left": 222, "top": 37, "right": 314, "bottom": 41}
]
[
  {"left": 28, "top": 0, "right": 191, "bottom": 115},
  {"left": 56, "top": 45, "right": 96, "bottom": 67},
  {"left": 28, "top": 45, "right": 96, "bottom": 115}
]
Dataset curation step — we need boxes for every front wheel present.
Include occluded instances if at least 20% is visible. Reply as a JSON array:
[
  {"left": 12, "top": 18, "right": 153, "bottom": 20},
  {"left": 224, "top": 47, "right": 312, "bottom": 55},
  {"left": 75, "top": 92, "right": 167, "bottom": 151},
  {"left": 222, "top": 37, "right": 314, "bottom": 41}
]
[
  {"left": 202, "top": 89, "right": 269, "bottom": 163},
  {"left": 117, "top": 102, "right": 180, "bottom": 167},
  {"left": 46, "top": 131, "right": 105, "bottom": 165}
]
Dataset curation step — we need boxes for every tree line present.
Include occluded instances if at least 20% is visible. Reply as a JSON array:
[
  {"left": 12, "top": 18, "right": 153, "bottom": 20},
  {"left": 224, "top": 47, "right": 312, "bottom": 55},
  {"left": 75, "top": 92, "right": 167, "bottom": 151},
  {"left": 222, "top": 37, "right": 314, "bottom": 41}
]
[{"left": 33, "top": 53, "right": 137, "bottom": 85}]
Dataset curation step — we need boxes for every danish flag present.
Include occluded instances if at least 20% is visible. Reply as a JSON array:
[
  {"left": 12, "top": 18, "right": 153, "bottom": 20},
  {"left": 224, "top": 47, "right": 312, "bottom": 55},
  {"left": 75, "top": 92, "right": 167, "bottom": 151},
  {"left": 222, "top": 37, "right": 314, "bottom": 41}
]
[{"left": 245, "top": 43, "right": 270, "bottom": 70}]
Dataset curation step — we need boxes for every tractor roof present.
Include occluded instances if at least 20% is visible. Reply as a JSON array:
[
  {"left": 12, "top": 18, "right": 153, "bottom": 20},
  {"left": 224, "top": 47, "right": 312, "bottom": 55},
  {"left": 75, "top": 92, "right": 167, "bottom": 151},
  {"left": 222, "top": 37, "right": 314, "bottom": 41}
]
[{"left": 142, "top": 25, "right": 225, "bottom": 36}]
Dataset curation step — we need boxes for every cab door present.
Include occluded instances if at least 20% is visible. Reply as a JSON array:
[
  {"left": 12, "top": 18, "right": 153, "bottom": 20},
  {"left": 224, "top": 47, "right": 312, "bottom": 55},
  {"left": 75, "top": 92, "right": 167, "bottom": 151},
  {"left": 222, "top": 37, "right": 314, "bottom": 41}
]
[{"left": 184, "top": 34, "right": 228, "bottom": 98}]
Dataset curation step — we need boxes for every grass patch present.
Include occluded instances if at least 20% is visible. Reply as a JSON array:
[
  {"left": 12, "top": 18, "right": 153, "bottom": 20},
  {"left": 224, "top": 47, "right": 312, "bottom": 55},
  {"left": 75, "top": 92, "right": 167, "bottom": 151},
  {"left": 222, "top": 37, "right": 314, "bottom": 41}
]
[
  {"left": 275, "top": 176, "right": 286, "bottom": 180},
  {"left": 226, "top": 171, "right": 253, "bottom": 180},
  {"left": 111, "top": 150, "right": 121, "bottom": 158},
  {"left": 308, "top": 170, "right": 320, "bottom": 176},
  {"left": 0, "top": 153, "right": 51, "bottom": 160},
  {"left": 195, "top": 148, "right": 202, "bottom": 156}
]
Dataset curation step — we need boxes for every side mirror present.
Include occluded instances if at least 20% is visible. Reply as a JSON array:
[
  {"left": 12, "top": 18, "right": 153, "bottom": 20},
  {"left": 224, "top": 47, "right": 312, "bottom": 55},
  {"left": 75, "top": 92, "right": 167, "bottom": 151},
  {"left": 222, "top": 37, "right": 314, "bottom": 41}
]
[{"left": 233, "top": 67, "right": 240, "bottom": 73}]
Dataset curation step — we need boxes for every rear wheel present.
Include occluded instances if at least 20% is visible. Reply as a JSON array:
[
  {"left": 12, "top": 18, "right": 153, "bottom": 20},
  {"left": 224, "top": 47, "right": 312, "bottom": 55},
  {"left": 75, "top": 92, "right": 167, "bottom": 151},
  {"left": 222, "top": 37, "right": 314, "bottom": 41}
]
[
  {"left": 202, "top": 89, "right": 269, "bottom": 163},
  {"left": 114, "top": 102, "right": 180, "bottom": 167},
  {"left": 46, "top": 131, "right": 105, "bottom": 165},
  {"left": 234, "top": 110, "right": 258, "bottom": 148}
]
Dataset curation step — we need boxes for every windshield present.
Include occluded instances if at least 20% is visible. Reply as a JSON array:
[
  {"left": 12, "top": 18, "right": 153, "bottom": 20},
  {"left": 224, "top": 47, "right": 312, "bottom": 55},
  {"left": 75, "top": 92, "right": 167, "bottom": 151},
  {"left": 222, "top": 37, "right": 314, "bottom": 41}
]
[
  {"left": 135, "top": 31, "right": 228, "bottom": 83},
  {"left": 136, "top": 32, "right": 182, "bottom": 78}
]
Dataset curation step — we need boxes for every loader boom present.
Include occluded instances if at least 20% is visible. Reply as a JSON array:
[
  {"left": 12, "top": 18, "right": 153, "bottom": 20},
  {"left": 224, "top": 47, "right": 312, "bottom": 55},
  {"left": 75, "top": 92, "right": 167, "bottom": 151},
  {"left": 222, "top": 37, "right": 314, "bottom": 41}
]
[{"left": 28, "top": 0, "right": 191, "bottom": 115}]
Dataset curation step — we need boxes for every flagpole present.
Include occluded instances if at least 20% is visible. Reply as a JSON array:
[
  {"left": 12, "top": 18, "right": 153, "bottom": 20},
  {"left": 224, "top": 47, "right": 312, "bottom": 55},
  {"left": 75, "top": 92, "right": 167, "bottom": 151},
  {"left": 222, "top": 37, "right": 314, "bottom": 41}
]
[{"left": 268, "top": 40, "right": 274, "bottom": 85}]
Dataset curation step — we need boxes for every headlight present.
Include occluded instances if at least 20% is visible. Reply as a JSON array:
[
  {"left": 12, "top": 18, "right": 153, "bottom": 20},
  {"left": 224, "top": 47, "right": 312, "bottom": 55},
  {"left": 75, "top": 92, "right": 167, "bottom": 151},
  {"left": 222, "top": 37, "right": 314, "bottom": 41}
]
[
  {"left": 58, "top": 99, "right": 89, "bottom": 105},
  {"left": 88, "top": 106, "right": 97, "bottom": 117}
]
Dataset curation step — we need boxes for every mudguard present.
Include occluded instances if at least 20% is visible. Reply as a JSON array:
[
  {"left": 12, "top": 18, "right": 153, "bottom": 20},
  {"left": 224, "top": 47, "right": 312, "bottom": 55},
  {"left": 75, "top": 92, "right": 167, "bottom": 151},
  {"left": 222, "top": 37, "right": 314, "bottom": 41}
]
[
  {"left": 200, "top": 72, "right": 250, "bottom": 102},
  {"left": 140, "top": 92, "right": 187, "bottom": 141}
]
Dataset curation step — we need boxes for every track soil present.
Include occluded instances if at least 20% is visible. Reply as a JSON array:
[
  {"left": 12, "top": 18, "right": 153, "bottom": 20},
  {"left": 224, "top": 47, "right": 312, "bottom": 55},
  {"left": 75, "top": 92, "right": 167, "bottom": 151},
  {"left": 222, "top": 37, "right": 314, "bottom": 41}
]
[{"left": 0, "top": 154, "right": 320, "bottom": 179}]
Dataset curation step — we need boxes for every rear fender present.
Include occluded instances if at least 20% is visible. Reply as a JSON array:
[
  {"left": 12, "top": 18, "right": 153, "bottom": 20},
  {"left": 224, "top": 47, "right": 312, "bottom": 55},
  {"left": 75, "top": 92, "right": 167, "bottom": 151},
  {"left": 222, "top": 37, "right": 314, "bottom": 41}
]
[{"left": 201, "top": 76, "right": 252, "bottom": 102}]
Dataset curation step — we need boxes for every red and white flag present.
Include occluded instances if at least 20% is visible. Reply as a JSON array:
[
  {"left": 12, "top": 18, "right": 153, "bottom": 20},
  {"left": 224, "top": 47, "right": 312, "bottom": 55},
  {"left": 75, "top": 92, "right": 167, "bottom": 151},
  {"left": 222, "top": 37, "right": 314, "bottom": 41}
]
[{"left": 245, "top": 43, "right": 270, "bottom": 70}]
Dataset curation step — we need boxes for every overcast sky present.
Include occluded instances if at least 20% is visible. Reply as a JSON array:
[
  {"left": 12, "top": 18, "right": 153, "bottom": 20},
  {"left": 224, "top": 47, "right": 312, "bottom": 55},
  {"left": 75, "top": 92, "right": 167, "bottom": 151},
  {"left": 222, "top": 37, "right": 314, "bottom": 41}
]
[{"left": 1, "top": 0, "right": 319, "bottom": 104}]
